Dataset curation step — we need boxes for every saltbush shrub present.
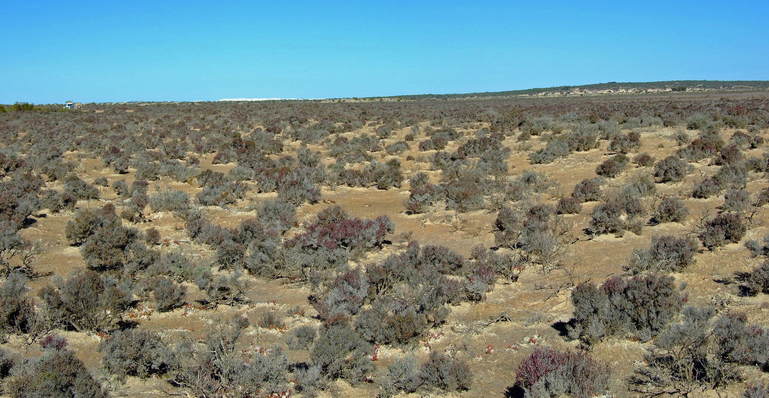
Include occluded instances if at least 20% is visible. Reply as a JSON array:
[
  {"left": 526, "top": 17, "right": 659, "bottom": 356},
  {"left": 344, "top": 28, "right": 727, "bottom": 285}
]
[
  {"left": 653, "top": 155, "right": 689, "bottom": 183},
  {"left": 631, "top": 306, "right": 768, "bottom": 396},
  {"left": 699, "top": 213, "right": 746, "bottom": 250},
  {"left": 310, "top": 322, "right": 373, "bottom": 383},
  {"left": 571, "top": 178, "right": 603, "bottom": 202},
  {"left": 595, "top": 154, "right": 629, "bottom": 178},
  {"left": 746, "top": 261, "right": 769, "bottom": 295},
  {"left": 404, "top": 172, "right": 439, "bottom": 214},
  {"left": 5, "top": 346, "right": 107, "bottom": 398},
  {"left": 171, "top": 316, "right": 290, "bottom": 397},
  {"left": 100, "top": 328, "right": 175, "bottom": 380},
  {"left": 0, "top": 273, "right": 38, "bottom": 335},
  {"left": 149, "top": 189, "right": 190, "bottom": 213},
  {"left": 609, "top": 131, "right": 641, "bottom": 153},
  {"left": 530, "top": 138, "right": 570, "bottom": 164},
  {"left": 627, "top": 235, "right": 698, "bottom": 274},
  {"left": 651, "top": 196, "right": 688, "bottom": 224},
  {"left": 556, "top": 196, "right": 581, "bottom": 214},
  {"left": 151, "top": 277, "right": 186, "bottom": 312},
  {"left": 633, "top": 152, "right": 655, "bottom": 167},
  {"left": 39, "top": 269, "right": 131, "bottom": 331},
  {"left": 568, "top": 274, "right": 686, "bottom": 343},
  {"left": 513, "top": 347, "right": 610, "bottom": 398}
]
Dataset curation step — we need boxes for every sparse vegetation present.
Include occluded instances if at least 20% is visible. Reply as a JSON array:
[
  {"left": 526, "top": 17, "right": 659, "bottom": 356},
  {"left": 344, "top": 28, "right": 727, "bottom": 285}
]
[{"left": 2, "top": 87, "right": 769, "bottom": 397}]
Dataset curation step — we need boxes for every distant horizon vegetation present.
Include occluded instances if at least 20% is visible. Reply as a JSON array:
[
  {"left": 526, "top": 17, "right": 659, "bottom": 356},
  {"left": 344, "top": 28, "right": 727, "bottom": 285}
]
[{"left": 3, "top": 79, "right": 769, "bottom": 108}]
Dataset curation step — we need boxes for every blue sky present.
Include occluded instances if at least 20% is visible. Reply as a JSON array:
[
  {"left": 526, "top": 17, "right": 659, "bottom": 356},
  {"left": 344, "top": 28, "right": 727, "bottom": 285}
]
[{"left": 2, "top": 1, "right": 768, "bottom": 103}]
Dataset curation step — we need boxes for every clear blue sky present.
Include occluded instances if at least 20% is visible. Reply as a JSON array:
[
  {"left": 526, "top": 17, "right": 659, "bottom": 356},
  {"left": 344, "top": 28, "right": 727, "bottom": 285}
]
[{"left": 3, "top": 1, "right": 769, "bottom": 103}]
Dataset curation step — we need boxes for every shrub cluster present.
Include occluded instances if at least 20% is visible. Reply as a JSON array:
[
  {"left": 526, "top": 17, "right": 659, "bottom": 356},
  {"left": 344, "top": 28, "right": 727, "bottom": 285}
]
[
  {"left": 608, "top": 131, "right": 641, "bottom": 153},
  {"left": 651, "top": 196, "right": 688, "bottom": 224},
  {"left": 568, "top": 274, "right": 686, "bottom": 343},
  {"left": 494, "top": 204, "right": 565, "bottom": 266},
  {"left": 171, "top": 317, "right": 291, "bottom": 397},
  {"left": 653, "top": 155, "right": 689, "bottom": 183},
  {"left": 404, "top": 172, "right": 440, "bottom": 214},
  {"left": 698, "top": 213, "right": 746, "bottom": 250},
  {"left": 631, "top": 307, "right": 769, "bottom": 396},
  {"left": 571, "top": 177, "right": 603, "bottom": 202},
  {"left": 626, "top": 235, "right": 698, "bottom": 274},
  {"left": 4, "top": 342, "right": 107, "bottom": 398},
  {"left": 39, "top": 269, "right": 131, "bottom": 332},
  {"left": 512, "top": 347, "right": 610, "bottom": 398},
  {"left": 380, "top": 352, "right": 472, "bottom": 397},
  {"left": 595, "top": 154, "right": 629, "bottom": 178},
  {"left": 100, "top": 328, "right": 175, "bottom": 380}
]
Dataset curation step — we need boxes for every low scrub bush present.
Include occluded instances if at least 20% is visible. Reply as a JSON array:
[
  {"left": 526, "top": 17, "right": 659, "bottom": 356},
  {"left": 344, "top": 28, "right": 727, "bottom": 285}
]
[
  {"left": 151, "top": 277, "right": 186, "bottom": 312},
  {"left": 100, "top": 328, "right": 175, "bottom": 380},
  {"left": 631, "top": 307, "right": 768, "bottom": 396},
  {"left": 745, "top": 261, "right": 769, "bottom": 295},
  {"left": 149, "top": 189, "right": 190, "bottom": 213},
  {"left": 568, "top": 274, "right": 686, "bottom": 343},
  {"left": 556, "top": 196, "right": 581, "bottom": 214},
  {"left": 654, "top": 155, "right": 689, "bottom": 183},
  {"left": 5, "top": 346, "right": 107, "bottom": 398},
  {"left": 404, "top": 172, "right": 440, "bottom": 214},
  {"left": 171, "top": 316, "right": 290, "bottom": 397},
  {"left": 609, "top": 131, "right": 641, "bottom": 153},
  {"left": 310, "top": 322, "right": 373, "bottom": 384},
  {"left": 530, "top": 138, "right": 570, "bottom": 164},
  {"left": 699, "top": 213, "right": 746, "bottom": 250},
  {"left": 627, "top": 235, "right": 697, "bottom": 273},
  {"left": 513, "top": 347, "right": 610, "bottom": 398},
  {"left": 633, "top": 152, "right": 655, "bottom": 167},
  {"left": 39, "top": 269, "right": 131, "bottom": 331},
  {"left": 723, "top": 188, "right": 751, "bottom": 213},
  {"left": 63, "top": 175, "right": 99, "bottom": 200},
  {"left": 651, "top": 196, "right": 688, "bottom": 224},
  {"left": 0, "top": 273, "right": 38, "bottom": 335},
  {"left": 571, "top": 178, "right": 603, "bottom": 202}
]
